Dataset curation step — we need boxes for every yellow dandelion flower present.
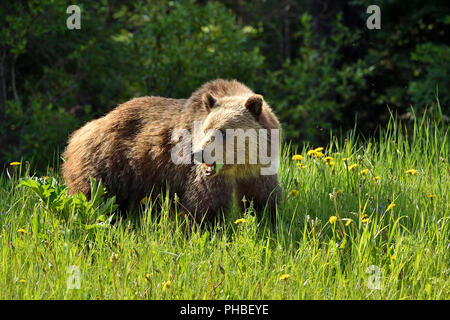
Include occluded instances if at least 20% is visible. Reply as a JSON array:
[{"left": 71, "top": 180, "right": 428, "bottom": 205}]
[
  {"left": 329, "top": 216, "right": 337, "bottom": 225},
  {"left": 109, "top": 253, "right": 118, "bottom": 263},
  {"left": 313, "top": 147, "right": 324, "bottom": 152},
  {"left": 427, "top": 194, "right": 436, "bottom": 199},
  {"left": 390, "top": 254, "right": 396, "bottom": 261},
  {"left": 17, "top": 228, "right": 28, "bottom": 234},
  {"left": 279, "top": 274, "right": 291, "bottom": 281},
  {"left": 145, "top": 273, "right": 152, "bottom": 280},
  {"left": 348, "top": 163, "right": 358, "bottom": 171},
  {"left": 292, "top": 154, "right": 303, "bottom": 161},
  {"left": 405, "top": 169, "right": 417, "bottom": 175},
  {"left": 296, "top": 163, "right": 307, "bottom": 169},
  {"left": 323, "top": 156, "right": 335, "bottom": 165},
  {"left": 342, "top": 156, "right": 353, "bottom": 161},
  {"left": 288, "top": 190, "right": 299, "bottom": 198},
  {"left": 359, "top": 169, "right": 369, "bottom": 175},
  {"left": 361, "top": 213, "right": 369, "bottom": 223},
  {"left": 9, "top": 162, "right": 21, "bottom": 166},
  {"left": 373, "top": 176, "right": 381, "bottom": 181},
  {"left": 162, "top": 280, "right": 172, "bottom": 291},
  {"left": 386, "top": 203, "right": 396, "bottom": 211},
  {"left": 313, "top": 151, "right": 324, "bottom": 158},
  {"left": 234, "top": 218, "right": 246, "bottom": 224},
  {"left": 19, "top": 279, "right": 26, "bottom": 283},
  {"left": 345, "top": 219, "right": 352, "bottom": 226}
]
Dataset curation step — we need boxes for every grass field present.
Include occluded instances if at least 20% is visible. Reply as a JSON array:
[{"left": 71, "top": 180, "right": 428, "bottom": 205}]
[{"left": 0, "top": 115, "right": 448, "bottom": 300}]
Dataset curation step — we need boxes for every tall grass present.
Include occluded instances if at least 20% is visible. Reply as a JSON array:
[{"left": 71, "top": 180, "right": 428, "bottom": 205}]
[{"left": 0, "top": 115, "right": 448, "bottom": 299}]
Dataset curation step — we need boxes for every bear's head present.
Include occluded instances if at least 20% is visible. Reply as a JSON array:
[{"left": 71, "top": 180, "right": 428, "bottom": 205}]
[{"left": 193, "top": 92, "right": 277, "bottom": 178}]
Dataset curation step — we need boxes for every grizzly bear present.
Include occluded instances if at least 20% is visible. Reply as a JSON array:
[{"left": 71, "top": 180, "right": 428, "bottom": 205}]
[{"left": 62, "top": 79, "right": 281, "bottom": 221}]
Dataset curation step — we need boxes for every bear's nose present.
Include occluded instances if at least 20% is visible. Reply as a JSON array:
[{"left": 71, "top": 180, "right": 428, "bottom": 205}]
[{"left": 193, "top": 149, "right": 205, "bottom": 164}]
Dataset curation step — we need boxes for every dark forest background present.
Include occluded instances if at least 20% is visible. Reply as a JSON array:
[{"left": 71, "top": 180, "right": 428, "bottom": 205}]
[{"left": 1, "top": 0, "right": 449, "bottom": 170}]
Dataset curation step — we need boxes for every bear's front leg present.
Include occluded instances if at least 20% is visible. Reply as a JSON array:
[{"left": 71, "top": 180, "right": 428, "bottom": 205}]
[
  {"left": 236, "top": 174, "right": 281, "bottom": 221},
  {"left": 182, "top": 173, "right": 234, "bottom": 223}
]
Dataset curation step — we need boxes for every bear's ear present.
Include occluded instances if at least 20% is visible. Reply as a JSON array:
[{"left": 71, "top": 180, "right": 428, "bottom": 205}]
[
  {"left": 202, "top": 92, "right": 217, "bottom": 113},
  {"left": 245, "top": 94, "right": 263, "bottom": 117}
]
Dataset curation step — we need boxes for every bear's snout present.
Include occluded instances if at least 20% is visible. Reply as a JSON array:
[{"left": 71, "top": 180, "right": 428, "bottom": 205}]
[{"left": 193, "top": 149, "right": 219, "bottom": 177}]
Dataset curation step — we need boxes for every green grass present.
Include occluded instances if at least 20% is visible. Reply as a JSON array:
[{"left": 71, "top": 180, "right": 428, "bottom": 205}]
[{"left": 0, "top": 115, "right": 449, "bottom": 300}]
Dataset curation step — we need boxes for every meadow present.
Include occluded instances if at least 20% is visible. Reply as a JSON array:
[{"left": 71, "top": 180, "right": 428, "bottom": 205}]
[{"left": 0, "top": 115, "right": 448, "bottom": 300}]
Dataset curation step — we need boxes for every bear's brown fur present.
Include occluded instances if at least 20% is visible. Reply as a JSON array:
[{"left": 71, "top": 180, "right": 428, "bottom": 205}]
[{"left": 62, "top": 79, "right": 281, "bottom": 221}]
